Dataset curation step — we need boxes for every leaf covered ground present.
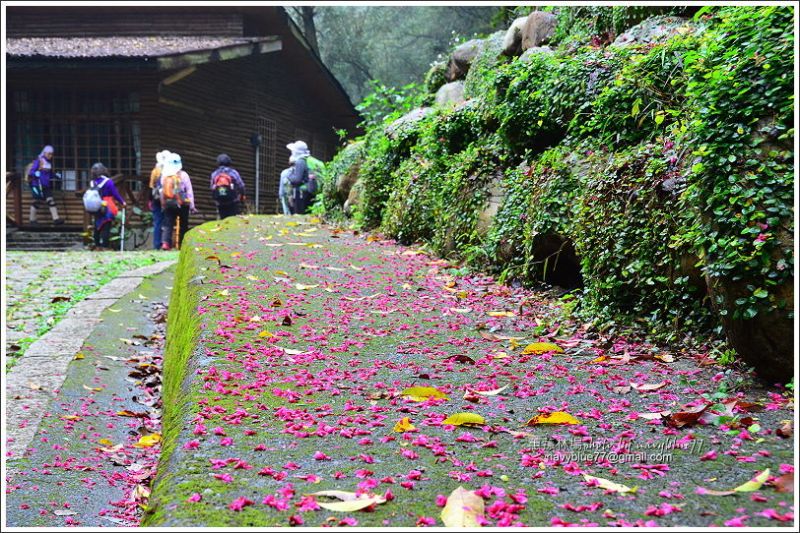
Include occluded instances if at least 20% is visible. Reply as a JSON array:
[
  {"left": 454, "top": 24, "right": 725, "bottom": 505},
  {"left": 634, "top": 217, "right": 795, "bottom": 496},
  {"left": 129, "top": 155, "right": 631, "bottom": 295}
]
[{"left": 142, "top": 215, "right": 794, "bottom": 527}]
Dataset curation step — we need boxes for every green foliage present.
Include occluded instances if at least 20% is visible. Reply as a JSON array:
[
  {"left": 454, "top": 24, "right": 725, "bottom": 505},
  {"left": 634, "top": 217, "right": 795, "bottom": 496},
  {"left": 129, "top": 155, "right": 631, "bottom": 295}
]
[
  {"left": 319, "top": 140, "right": 366, "bottom": 218},
  {"left": 431, "top": 135, "right": 507, "bottom": 257},
  {"left": 550, "top": 6, "right": 678, "bottom": 46},
  {"left": 355, "top": 81, "right": 426, "bottom": 129},
  {"left": 424, "top": 61, "right": 448, "bottom": 95},
  {"left": 463, "top": 31, "right": 508, "bottom": 101},
  {"left": 578, "top": 34, "right": 700, "bottom": 147},
  {"left": 328, "top": 5, "right": 794, "bottom": 347},
  {"left": 495, "top": 48, "right": 629, "bottom": 152},
  {"left": 573, "top": 143, "right": 713, "bottom": 334},
  {"left": 674, "top": 6, "right": 794, "bottom": 321}
]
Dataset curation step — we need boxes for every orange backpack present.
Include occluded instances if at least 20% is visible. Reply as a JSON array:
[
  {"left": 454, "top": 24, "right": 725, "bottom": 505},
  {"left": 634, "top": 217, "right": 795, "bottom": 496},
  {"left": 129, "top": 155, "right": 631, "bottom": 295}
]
[{"left": 162, "top": 173, "right": 185, "bottom": 210}]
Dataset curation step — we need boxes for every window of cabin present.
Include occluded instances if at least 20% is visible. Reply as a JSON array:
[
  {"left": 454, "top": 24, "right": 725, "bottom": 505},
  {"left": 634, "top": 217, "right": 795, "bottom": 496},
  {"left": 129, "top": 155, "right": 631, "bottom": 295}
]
[{"left": 11, "top": 90, "right": 141, "bottom": 191}]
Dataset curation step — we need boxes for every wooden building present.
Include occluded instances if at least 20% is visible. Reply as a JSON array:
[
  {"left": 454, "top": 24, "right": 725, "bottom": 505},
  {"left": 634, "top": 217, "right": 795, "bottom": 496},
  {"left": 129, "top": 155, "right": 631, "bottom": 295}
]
[{"left": 5, "top": 5, "right": 359, "bottom": 233}]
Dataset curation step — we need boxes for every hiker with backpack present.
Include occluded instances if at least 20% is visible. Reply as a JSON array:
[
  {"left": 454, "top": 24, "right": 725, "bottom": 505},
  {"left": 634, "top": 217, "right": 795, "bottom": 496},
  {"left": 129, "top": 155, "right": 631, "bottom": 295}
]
[
  {"left": 285, "top": 140, "right": 312, "bottom": 215},
  {"left": 149, "top": 150, "right": 171, "bottom": 250},
  {"left": 159, "top": 152, "right": 196, "bottom": 250},
  {"left": 278, "top": 156, "right": 294, "bottom": 215},
  {"left": 83, "top": 162, "right": 126, "bottom": 250},
  {"left": 26, "top": 145, "right": 64, "bottom": 225},
  {"left": 210, "top": 153, "right": 245, "bottom": 219}
]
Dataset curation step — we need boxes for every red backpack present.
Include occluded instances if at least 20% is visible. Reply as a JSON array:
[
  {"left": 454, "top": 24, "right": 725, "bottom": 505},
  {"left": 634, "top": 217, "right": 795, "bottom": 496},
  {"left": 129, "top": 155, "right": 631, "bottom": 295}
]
[{"left": 212, "top": 171, "right": 237, "bottom": 205}]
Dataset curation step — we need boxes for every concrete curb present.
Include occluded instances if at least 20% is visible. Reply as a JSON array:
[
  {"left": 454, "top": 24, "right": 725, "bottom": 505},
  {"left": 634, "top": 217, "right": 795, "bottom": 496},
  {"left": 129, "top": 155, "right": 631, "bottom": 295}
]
[{"left": 4, "top": 260, "right": 176, "bottom": 460}]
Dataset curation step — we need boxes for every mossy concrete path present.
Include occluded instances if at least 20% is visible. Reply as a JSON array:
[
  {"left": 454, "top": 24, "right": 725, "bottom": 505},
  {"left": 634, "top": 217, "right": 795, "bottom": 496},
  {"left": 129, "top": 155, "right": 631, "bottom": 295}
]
[
  {"left": 145, "top": 215, "right": 794, "bottom": 527},
  {"left": 5, "top": 264, "right": 173, "bottom": 527}
]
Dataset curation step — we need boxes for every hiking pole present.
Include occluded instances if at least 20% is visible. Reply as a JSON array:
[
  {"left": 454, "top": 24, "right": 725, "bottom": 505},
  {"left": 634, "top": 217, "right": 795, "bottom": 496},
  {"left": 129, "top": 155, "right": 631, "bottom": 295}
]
[
  {"left": 174, "top": 212, "right": 181, "bottom": 251},
  {"left": 120, "top": 207, "right": 126, "bottom": 253}
]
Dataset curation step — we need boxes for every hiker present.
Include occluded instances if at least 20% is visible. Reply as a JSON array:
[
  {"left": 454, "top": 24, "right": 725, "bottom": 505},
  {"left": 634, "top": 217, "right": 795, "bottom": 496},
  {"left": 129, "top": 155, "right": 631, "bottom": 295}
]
[
  {"left": 285, "top": 140, "right": 311, "bottom": 215},
  {"left": 210, "top": 153, "right": 245, "bottom": 219},
  {"left": 159, "top": 152, "right": 196, "bottom": 250},
  {"left": 149, "top": 150, "right": 170, "bottom": 250},
  {"left": 86, "top": 162, "right": 126, "bottom": 250},
  {"left": 26, "top": 145, "right": 64, "bottom": 225},
  {"left": 278, "top": 156, "right": 294, "bottom": 215}
]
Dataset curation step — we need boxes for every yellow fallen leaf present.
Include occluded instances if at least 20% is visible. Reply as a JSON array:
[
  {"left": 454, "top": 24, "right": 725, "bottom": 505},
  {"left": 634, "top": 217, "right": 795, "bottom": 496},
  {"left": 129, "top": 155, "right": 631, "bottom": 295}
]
[
  {"left": 734, "top": 468, "right": 771, "bottom": 492},
  {"left": 231, "top": 252, "right": 241, "bottom": 258},
  {"left": 526, "top": 411, "right": 581, "bottom": 426},
  {"left": 655, "top": 353, "right": 675, "bottom": 363},
  {"left": 299, "top": 262, "right": 320, "bottom": 269},
  {"left": 61, "top": 415, "right": 82, "bottom": 421},
  {"left": 133, "top": 434, "right": 161, "bottom": 448},
  {"left": 83, "top": 385, "right": 103, "bottom": 392},
  {"left": 295, "top": 283, "right": 320, "bottom": 290},
  {"left": 442, "top": 413, "right": 486, "bottom": 427},
  {"left": 258, "top": 330, "right": 274, "bottom": 338},
  {"left": 98, "top": 438, "right": 114, "bottom": 446},
  {"left": 309, "top": 217, "right": 321, "bottom": 224},
  {"left": 456, "top": 291, "right": 468, "bottom": 299},
  {"left": 400, "top": 386, "right": 449, "bottom": 402},
  {"left": 393, "top": 417, "right": 416, "bottom": 433},
  {"left": 73, "top": 353, "right": 85, "bottom": 360},
  {"left": 246, "top": 275, "right": 259, "bottom": 281},
  {"left": 349, "top": 264, "right": 364, "bottom": 272},
  {"left": 583, "top": 474, "right": 638, "bottom": 494},
  {"left": 591, "top": 355, "right": 608, "bottom": 363},
  {"left": 249, "top": 315, "right": 262, "bottom": 322},
  {"left": 218, "top": 289, "right": 230, "bottom": 297},
  {"left": 441, "top": 486, "right": 485, "bottom": 527},
  {"left": 108, "top": 308, "right": 121, "bottom": 313},
  {"left": 522, "top": 342, "right": 564, "bottom": 355},
  {"left": 488, "top": 311, "right": 515, "bottom": 317},
  {"left": 489, "top": 351, "right": 509, "bottom": 360}
]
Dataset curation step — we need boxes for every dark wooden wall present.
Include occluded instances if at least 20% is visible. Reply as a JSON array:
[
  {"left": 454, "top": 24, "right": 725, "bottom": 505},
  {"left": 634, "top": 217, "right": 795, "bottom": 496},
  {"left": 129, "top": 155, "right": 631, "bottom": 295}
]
[
  {"left": 6, "top": 51, "right": 344, "bottom": 227},
  {"left": 157, "top": 53, "right": 341, "bottom": 216}
]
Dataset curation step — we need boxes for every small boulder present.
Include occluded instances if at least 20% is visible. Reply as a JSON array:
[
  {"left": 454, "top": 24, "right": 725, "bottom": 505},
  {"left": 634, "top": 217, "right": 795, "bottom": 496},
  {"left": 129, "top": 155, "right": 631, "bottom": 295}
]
[
  {"left": 502, "top": 16, "right": 529, "bottom": 56},
  {"left": 519, "top": 45, "right": 554, "bottom": 62},
  {"left": 435, "top": 81, "right": 466, "bottom": 107},
  {"left": 613, "top": 16, "right": 699, "bottom": 47},
  {"left": 384, "top": 107, "right": 434, "bottom": 140},
  {"left": 343, "top": 180, "right": 363, "bottom": 217},
  {"left": 447, "top": 39, "right": 482, "bottom": 81},
  {"left": 334, "top": 141, "right": 365, "bottom": 204},
  {"left": 521, "top": 11, "right": 557, "bottom": 51}
]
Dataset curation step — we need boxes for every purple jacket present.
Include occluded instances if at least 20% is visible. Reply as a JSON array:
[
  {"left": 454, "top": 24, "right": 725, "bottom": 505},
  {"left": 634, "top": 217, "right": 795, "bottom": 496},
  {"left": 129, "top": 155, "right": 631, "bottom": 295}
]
[
  {"left": 90, "top": 175, "right": 125, "bottom": 226},
  {"left": 29, "top": 156, "right": 54, "bottom": 188}
]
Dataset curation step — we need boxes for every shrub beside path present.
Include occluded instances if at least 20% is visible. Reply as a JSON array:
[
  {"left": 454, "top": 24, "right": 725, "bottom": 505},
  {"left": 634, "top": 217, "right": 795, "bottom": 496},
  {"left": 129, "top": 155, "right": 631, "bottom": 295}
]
[{"left": 143, "top": 215, "right": 793, "bottom": 527}]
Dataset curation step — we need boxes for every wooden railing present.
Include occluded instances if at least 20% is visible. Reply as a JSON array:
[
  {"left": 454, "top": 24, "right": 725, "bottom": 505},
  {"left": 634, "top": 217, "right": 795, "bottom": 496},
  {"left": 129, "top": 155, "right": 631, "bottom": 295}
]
[{"left": 6, "top": 172, "right": 23, "bottom": 227}]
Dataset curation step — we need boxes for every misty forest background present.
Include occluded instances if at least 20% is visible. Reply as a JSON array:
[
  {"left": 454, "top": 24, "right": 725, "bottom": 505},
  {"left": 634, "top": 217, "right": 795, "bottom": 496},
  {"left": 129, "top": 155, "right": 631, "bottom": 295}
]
[{"left": 288, "top": 5, "right": 511, "bottom": 105}]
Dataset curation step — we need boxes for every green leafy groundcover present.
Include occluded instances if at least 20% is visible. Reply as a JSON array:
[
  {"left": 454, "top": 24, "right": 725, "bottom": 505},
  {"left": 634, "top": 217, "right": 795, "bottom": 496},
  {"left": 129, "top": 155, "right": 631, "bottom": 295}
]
[{"left": 326, "top": 5, "right": 793, "bottom": 344}]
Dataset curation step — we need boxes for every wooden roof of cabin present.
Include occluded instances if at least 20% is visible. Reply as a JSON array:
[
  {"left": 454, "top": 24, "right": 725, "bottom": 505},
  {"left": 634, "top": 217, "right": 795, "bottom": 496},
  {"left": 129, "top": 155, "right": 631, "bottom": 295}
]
[
  {"left": 6, "top": 36, "right": 279, "bottom": 58},
  {"left": 5, "top": 5, "right": 361, "bottom": 133}
]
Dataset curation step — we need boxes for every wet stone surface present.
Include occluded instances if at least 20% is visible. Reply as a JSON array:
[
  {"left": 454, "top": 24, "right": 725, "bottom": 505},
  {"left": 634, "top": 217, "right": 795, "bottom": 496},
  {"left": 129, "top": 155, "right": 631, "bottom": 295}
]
[{"left": 144, "top": 216, "right": 794, "bottom": 528}]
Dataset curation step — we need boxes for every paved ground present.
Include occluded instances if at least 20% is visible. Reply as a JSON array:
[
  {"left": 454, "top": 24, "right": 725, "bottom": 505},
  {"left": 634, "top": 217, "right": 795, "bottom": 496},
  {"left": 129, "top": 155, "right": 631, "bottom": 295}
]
[
  {"left": 5, "top": 263, "right": 174, "bottom": 527},
  {"left": 141, "top": 216, "right": 795, "bottom": 528},
  {"left": 5, "top": 251, "right": 176, "bottom": 369}
]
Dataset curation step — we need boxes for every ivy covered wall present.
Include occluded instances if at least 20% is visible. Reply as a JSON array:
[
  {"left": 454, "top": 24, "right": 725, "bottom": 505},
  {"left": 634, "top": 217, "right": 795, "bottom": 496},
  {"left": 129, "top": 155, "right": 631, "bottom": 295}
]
[{"left": 322, "top": 6, "right": 795, "bottom": 381}]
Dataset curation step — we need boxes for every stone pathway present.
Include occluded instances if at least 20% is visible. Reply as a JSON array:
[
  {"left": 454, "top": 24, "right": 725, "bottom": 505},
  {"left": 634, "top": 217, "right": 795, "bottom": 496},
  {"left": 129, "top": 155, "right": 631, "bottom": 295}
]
[
  {"left": 142, "top": 216, "right": 795, "bottom": 528},
  {"left": 5, "top": 260, "right": 175, "bottom": 460},
  {"left": 5, "top": 263, "right": 174, "bottom": 527},
  {"left": 5, "top": 251, "right": 175, "bottom": 367}
]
